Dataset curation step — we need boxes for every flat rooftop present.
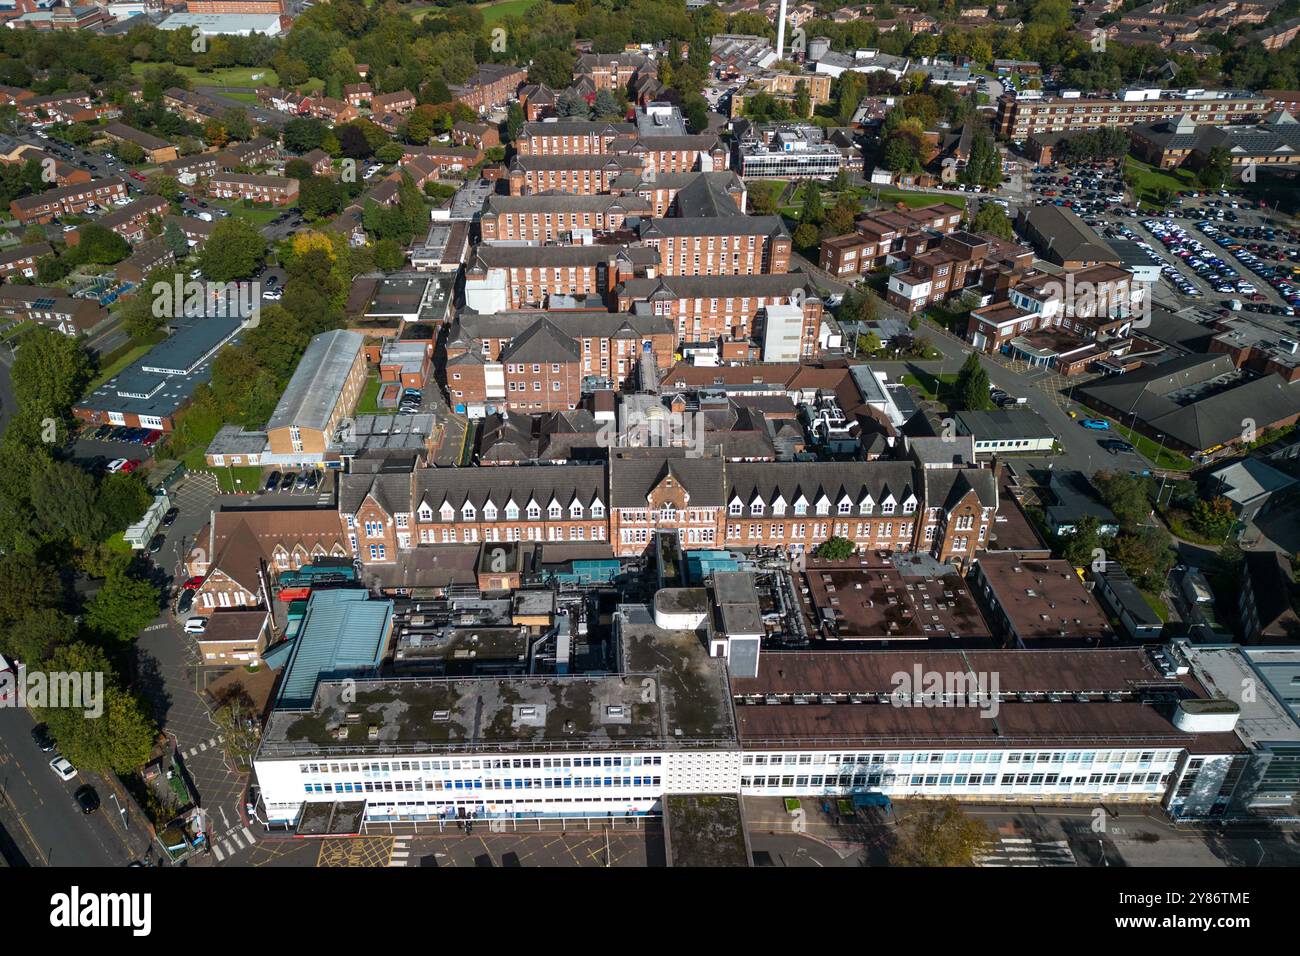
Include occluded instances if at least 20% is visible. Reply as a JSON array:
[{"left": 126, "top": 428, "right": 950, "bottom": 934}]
[
  {"left": 797, "top": 561, "right": 993, "bottom": 644},
  {"left": 1183, "top": 643, "right": 1300, "bottom": 745},
  {"left": 974, "top": 553, "right": 1116, "bottom": 645}
]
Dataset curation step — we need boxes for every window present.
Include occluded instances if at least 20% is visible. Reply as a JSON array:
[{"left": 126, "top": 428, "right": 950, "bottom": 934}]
[{"left": 368, "top": 544, "right": 386, "bottom": 560}]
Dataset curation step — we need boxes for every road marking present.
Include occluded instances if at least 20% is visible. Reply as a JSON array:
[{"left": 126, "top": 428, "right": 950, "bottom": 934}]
[
  {"left": 243, "top": 827, "right": 255, "bottom": 844},
  {"left": 212, "top": 843, "right": 226, "bottom": 862}
]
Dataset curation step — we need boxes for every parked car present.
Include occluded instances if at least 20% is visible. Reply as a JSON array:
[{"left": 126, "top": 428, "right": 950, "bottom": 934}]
[
  {"left": 31, "top": 723, "right": 56, "bottom": 752},
  {"left": 106, "top": 458, "right": 129, "bottom": 474},
  {"left": 183, "top": 617, "right": 208, "bottom": 634},
  {"left": 141, "top": 431, "right": 162, "bottom": 447},
  {"left": 177, "top": 589, "right": 195, "bottom": 616},
  {"left": 1080, "top": 419, "right": 1111, "bottom": 430},
  {"left": 279, "top": 471, "right": 297, "bottom": 490},
  {"left": 49, "top": 755, "right": 77, "bottom": 781},
  {"left": 264, "top": 470, "right": 282, "bottom": 492},
  {"left": 148, "top": 534, "right": 165, "bottom": 555},
  {"left": 120, "top": 459, "right": 142, "bottom": 474},
  {"left": 162, "top": 506, "right": 179, "bottom": 527},
  {"left": 74, "top": 785, "right": 100, "bottom": 814},
  {"left": 182, "top": 575, "right": 205, "bottom": 590}
]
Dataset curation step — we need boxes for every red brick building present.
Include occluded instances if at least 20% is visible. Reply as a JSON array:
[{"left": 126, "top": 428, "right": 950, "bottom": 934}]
[
  {"left": 615, "top": 272, "right": 824, "bottom": 352},
  {"left": 479, "top": 193, "right": 653, "bottom": 242},
  {"left": 637, "top": 215, "right": 790, "bottom": 276},
  {"left": 11, "top": 176, "right": 129, "bottom": 224},
  {"left": 819, "top": 202, "right": 965, "bottom": 279},
  {"left": 208, "top": 172, "right": 298, "bottom": 206},
  {"left": 450, "top": 63, "right": 528, "bottom": 112}
]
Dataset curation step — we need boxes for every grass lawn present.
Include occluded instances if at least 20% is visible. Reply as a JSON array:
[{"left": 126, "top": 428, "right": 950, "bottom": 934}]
[
  {"left": 207, "top": 198, "right": 291, "bottom": 226},
  {"left": 355, "top": 373, "right": 396, "bottom": 417},
  {"left": 869, "top": 186, "right": 961, "bottom": 209},
  {"left": 130, "top": 62, "right": 279, "bottom": 89},
  {"left": 1124, "top": 157, "right": 1196, "bottom": 207},
  {"left": 411, "top": 0, "right": 538, "bottom": 22},
  {"left": 1141, "top": 589, "right": 1170, "bottom": 624},
  {"left": 219, "top": 91, "right": 260, "bottom": 105},
  {"left": 901, "top": 371, "right": 959, "bottom": 404},
  {"left": 87, "top": 338, "right": 157, "bottom": 390},
  {"left": 198, "top": 463, "right": 264, "bottom": 493}
]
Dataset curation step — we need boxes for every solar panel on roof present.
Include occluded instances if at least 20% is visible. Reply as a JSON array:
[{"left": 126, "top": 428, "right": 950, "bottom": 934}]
[{"left": 32, "top": 297, "right": 55, "bottom": 309}]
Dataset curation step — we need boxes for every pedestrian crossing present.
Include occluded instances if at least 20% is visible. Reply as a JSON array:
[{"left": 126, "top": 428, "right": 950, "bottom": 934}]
[
  {"left": 390, "top": 839, "right": 410, "bottom": 867},
  {"left": 211, "top": 826, "right": 257, "bottom": 862},
  {"left": 977, "top": 837, "right": 1077, "bottom": 867},
  {"left": 182, "top": 736, "right": 223, "bottom": 759}
]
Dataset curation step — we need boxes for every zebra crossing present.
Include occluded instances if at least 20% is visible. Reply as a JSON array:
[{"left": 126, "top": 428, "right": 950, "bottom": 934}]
[
  {"left": 182, "top": 736, "right": 223, "bottom": 759},
  {"left": 390, "top": 839, "right": 410, "bottom": 867},
  {"left": 977, "top": 837, "right": 1077, "bottom": 867},
  {"left": 210, "top": 826, "right": 258, "bottom": 863}
]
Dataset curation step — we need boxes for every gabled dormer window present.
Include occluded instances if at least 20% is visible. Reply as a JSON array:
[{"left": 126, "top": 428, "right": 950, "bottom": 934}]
[
  {"left": 462, "top": 502, "right": 476, "bottom": 521},
  {"left": 440, "top": 501, "right": 454, "bottom": 521},
  {"left": 794, "top": 498, "right": 808, "bottom": 516},
  {"left": 815, "top": 496, "right": 830, "bottom": 516},
  {"left": 483, "top": 502, "right": 498, "bottom": 521},
  {"left": 548, "top": 501, "right": 562, "bottom": 520},
  {"left": 881, "top": 497, "right": 896, "bottom": 515},
  {"left": 729, "top": 498, "right": 743, "bottom": 516},
  {"left": 902, "top": 496, "right": 917, "bottom": 515},
  {"left": 570, "top": 500, "right": 583, "bottom": 519},
  {"left": 837, "top": 496, "right": 853, "bottom": 515},
  {"left": 860, "top": 497, "right": 874, "bottom": 516},
  {"left": 590, "top": 500, "right": 605, "bottom": 519},
  {"left": 750, "top": 499, "right": 764, "bottom": 516},
  {"left": 527, "top": 501, "right": 541, "bottom": 520},
  {"left": 772, "top": 496, "right": 786, "bottom": 516},
  {"left": 506, "top": 499, "right": 519, "bottom": 520},
  {"left": 417, "top": 503, "right": 432, "bottom": 522}
]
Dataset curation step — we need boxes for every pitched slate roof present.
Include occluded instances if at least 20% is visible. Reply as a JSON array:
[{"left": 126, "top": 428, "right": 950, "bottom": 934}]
[
  {"left": 726, "top": 461, "right": 919, "bottom": 513},
  {"left": 608, "top": 450, "right": 726, "bottom": 508},
  {"left": 411, "top": 464, "right": 608, "bottom": 518}
]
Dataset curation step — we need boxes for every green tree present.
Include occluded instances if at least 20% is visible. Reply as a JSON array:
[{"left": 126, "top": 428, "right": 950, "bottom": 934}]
[
  {"left": 971, "top": 204, "right": 1014, "bottom": 240},
  {"left": 1197, "top": 145, "right": 1232, "bottom": 190},
  {"left": 0, "top": 607, "right": 76, "bottom": 666},
  {"left": 1190, "top": 496, "right": 1236, "bottom": 540},
  {"left": 9, "top": 327, "right": 93, "bottom": 422},
  {"left": 529, "top": 48, "right": 576, "bottom": 89},
  {"left": 793, "top": 221, "right": 820, "bottom": 252},
  {"left": 800, "top": 180, "right": 824, "bottom": 225},
  {"left": 0, "top": 552, "right": 62, "bottom": 628},
  {"left": 199, "top": 217, "right": 267, "bottom": 282},
  {"left": 813, "top": 536, "right": 856, "bottom": 560},
  {"left": 374, "top": 238, "right": 404, "bottom": 272},
  {"left": 37, "top": 645, "right": 156, "bottom": 773},
  {"left": 954, "top": 353, "right": 992, "bottom": 411},
  {"left": 889, "top": 798, "right": 995, "bottom": 867},
  {"left": 83, "top": 568, "right": 161, "bottom": 643},
  {"left": 1093, "top": 470, "right": 1152, "bottom": 532},
  {"left": 95, "top": 472, "right": 152, "bottom": 534}
]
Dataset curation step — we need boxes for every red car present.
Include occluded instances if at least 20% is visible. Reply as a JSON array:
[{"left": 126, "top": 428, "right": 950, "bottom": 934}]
[
  {"left": 141, "top": 431, "right": 161, "bottom": 447},
  {"left": 182, "top": 576, "right": 205, "bottom": 590},
  {"left": 130, "top": 172, "right": 147, "bottom": 182},
  {"left": 120, "top": 459, "right": 141, "bottom": 474}
]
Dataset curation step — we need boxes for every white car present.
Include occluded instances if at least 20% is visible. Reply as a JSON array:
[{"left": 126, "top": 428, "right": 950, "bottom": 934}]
[
  {"left": 183, "top": 617, "right": 208, "bottom": 634},
  {"left": 106, "top": 458, "right": 129, "bottom": 474},
  {"left": 263, "top": 289, "right": 282, "bottom": 301},
  {"left": 49, "top": 755, "right": 77, "bottom": 781}
]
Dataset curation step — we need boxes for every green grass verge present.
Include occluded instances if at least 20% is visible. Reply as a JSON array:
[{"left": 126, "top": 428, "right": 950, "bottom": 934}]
[
  {"left": 206, "top": 198, "right": 292, "bottom": 226},
  {"left": 869, "top": 185, "right": 961, "bottom": 209},
  {"left": 1108, "top": 421, "right": 1195, "bottom": 472},
  {"left": 355, "top": 373, "right": 396, "bottom": 417},
  {"left": 87, "top": 338, "right": 157, "bottom": 391},
  {"left": 130, "top": 62, "right": 280, "bottom": 89},
  {"left": 901, "top": 371, "right": 959, "bottom": 404},
  {"left": 1124, "top": 157, "right": 1197, "bottom": 207}
]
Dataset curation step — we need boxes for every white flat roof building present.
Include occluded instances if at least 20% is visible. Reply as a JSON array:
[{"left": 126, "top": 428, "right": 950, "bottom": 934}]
[{"left": 157, "top": 13, "right": 283, "bottom": 36}]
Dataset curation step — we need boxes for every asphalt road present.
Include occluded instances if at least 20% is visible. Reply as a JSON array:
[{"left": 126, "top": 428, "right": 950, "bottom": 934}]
[{"left": 0, "top": 706, "right": 153, "bottom": 867}]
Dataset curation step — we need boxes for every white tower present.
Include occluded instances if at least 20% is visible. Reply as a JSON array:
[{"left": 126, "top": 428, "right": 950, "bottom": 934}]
[{"left": 775, "top": 0, "right": 788, "bottom": 60}]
